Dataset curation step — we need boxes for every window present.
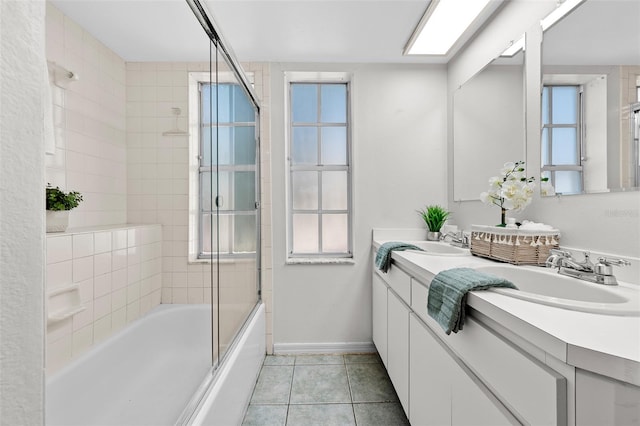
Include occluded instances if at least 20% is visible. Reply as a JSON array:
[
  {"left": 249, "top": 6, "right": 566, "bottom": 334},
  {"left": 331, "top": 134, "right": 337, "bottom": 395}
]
[
  {"left": 541, "top": 85, "right": 583, "bottom": 194},
  {"left": 198, "top": 82, "right": 257, "bottom": 259},
  {"left": 287, "top": 79, "right": 352, "bottom": 258}
]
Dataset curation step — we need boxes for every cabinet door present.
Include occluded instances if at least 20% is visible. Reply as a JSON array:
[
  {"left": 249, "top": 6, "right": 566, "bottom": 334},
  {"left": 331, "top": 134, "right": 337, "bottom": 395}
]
[
  {"left": 451, "top": 364, "right": 515, "bottom": 426},
  {"left": 410, "top": 314, "right": 517, "bottom": 426},
  {"left": 576, "top": 369, "right": 640, "bottom": 426},
  {"left": 372, "top": 273, "right": 388, "bottom": 367},
  {"left": 388, "top": 290, "right": 410, "bottom": 416},
  {"left": 409, "top": 314, "right": 453, "bottom": 426}
]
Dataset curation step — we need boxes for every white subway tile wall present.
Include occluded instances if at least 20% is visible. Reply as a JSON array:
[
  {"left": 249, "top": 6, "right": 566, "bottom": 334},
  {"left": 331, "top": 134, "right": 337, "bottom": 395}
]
[
  {"left": 45, "top": 225, "right": 162, "bottom": 374},
  {"left": 45, "top": 3, "right": 127, "bottom": 228},
  {"left": 125, "top": 62, "right": 273, "bottom": 352},
  {"left": 45, "top": 5, "right": 275, "bottom": 361}
]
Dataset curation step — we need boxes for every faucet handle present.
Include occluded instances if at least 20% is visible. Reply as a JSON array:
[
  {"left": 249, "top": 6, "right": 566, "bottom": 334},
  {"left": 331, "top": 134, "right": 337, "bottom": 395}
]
[
  {"left": 597, "top": 257, "right": 631, "bottom": 267},
  {"left": 550, "top": 248, "right": 572, "bottom": 258},
  {"left": 594, "top": 257, "right": 630, "bottom": 279},
  {"left": 581, "top": 251, "right": 595, "bottom": 268}
]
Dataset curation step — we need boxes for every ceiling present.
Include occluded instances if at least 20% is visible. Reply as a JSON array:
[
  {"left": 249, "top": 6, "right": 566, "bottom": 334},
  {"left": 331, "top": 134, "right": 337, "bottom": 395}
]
[
  {"left": 51, "top": 0, "right": 449, "bottom": 64},
  {"left": 542, "top": 0, "right": 640, "bottom": 66}
]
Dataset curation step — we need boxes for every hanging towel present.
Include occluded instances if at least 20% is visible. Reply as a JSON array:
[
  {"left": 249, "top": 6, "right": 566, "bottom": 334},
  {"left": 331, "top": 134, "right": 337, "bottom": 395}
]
[
  {"left": 427, "top": 268, "right": 516, "bottom": 335},
  {"left": 375, "top": 242, "right": 423, "bottom": 273}
]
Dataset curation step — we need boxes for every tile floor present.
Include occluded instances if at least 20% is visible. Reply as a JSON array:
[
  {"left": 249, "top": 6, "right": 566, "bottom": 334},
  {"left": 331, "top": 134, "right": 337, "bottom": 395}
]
[{"left": 242, "top": 353, "right": 410, "bottom": 426}]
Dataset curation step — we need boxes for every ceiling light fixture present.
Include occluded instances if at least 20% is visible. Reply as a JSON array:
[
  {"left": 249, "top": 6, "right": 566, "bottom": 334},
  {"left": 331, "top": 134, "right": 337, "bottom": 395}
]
[
  {"left": 541, "top": 0, "right": 587, "bottom": 31},
  {"left": 404, "top": 0, "right": 494, "bottom": 56}
]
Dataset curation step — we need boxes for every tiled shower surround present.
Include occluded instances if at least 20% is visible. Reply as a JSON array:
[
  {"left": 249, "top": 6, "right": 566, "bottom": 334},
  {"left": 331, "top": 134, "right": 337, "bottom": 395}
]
[
  {"left": 125, "top": 61, "right": 273, "bottom": 351},
  {"left": 45, "top": 3, "right": 127, "bottom": 229},
  {"left": 46, "top": 225, "right": 162, "bottom": 374},
  {"left": 44, "top": 3, "right": 274, "bottom": 365}
]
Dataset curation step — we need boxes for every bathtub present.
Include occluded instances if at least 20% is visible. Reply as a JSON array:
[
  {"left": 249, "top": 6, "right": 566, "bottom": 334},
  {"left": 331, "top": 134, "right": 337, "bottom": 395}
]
[{"left": 46, "top": 304, "right": 212, "bottom": 426}]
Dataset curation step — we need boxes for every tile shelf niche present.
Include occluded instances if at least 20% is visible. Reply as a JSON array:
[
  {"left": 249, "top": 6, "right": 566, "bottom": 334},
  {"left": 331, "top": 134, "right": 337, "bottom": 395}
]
[
  {"left": 47, "top": 284, "right": 85, "bottom": 325},
  {"left": 45, "top": 223, "right": 163, "bottom": 375}
]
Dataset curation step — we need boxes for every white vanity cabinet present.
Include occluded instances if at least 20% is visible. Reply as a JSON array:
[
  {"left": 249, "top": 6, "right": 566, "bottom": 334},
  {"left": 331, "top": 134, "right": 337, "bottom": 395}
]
[
  {"left": 410, "top": 314, "right": 514, "bottom": 426},
  {"left": 372, "top": 267, "right": 411, "bottom": 415},
  {"left": 575, "top": 369, "right": 640, "bottom": 425},
  {"left": 387, "top": 289, "right": 410, "bottom": 414},
  {"left": 409, "top": 313, "right": 455, "bottom": 425},
  {"left": 372, "top": 273, "right": 388, "bottom": 367},
  {"left": 373, "top": 258, "right": 568, "bottom": 426}
]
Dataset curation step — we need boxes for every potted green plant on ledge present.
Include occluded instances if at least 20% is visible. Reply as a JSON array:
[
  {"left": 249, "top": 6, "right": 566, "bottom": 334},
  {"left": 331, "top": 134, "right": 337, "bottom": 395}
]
[
  {"left": 418, "top": 205, "right": 451, "bottom": 241},
  {"left": 46, "top": 184, "right": 83, "bottom": 233}
]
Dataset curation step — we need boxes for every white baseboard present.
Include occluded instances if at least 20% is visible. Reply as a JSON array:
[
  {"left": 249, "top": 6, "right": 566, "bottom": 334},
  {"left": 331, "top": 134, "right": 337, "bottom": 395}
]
[{"left": 273, "top": 341, "right": 376, "bottom": 355}]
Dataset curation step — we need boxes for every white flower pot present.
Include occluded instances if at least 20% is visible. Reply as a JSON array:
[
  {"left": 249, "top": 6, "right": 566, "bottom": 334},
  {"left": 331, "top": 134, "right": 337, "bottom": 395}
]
[
  {"left": 46, "top": 210, "right": 69, "bottom": 233},
  {"left": 426, "top": 231, "right": 441, "bottom": 241}
]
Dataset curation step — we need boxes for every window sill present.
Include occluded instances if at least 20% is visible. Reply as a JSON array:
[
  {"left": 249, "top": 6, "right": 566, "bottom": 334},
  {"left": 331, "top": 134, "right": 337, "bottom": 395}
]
[
  {"left": 286, "top": 258, "right": 355, "bottom": 265},
  {"left": 189, "top": 257, "right": 255, "bottom": 265}
]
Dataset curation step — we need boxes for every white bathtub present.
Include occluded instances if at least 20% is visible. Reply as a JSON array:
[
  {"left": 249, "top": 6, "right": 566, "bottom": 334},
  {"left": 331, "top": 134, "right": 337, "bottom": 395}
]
[{"left": 46, "top": 304, "right": 212, "bottom": 426}]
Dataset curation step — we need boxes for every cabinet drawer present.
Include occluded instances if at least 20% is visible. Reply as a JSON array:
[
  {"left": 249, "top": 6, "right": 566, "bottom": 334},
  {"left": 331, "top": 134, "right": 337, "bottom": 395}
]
[
  {"left": 411, "top": 279, "right": 429, "bottom": 323},
  {"left": 376, "top": 264, "right": 411, "bottom": 305},
  {"left": 449, "top": 317, "right": 566, "bottom": 425},
  {"left": 411, "top": 279, "right": 566, "bottom": 425}
]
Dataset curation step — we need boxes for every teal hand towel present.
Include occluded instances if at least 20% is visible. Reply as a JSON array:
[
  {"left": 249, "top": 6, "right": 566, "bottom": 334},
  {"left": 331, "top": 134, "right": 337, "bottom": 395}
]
[
  {"left": 427, "top": 268, "right": 517, "bottom": 335},
  {"left": 375, "top": 242, "right": 424, "bottom": 273}
]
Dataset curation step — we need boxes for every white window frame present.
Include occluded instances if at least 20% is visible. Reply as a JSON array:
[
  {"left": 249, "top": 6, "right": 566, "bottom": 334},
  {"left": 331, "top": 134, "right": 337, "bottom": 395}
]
[
  {"left": 188, "top": 71, "right": 256, "bottom": 262},
  {"left": 285, "top": 72, "right": 354, "bottom": 262},
  {"left": 541, "top": 84, "right": 584, "bottom": 194}
]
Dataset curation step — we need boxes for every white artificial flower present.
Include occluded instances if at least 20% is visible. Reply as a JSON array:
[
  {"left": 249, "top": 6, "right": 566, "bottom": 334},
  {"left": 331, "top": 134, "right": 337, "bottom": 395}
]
[
  {"left": 479, "top": 161, "right": 536, "bottom": 215},
  {"left": 500, "top": 180, "right": 520, "bottom": 199},
  {"left": 500, "top": 162, "right": 515, "bottom": 176},
  {"left": 488, "top": 176, "right": 502, "bottom": 188},
  {"left": 540, "top": 180, "right": 556, "bottom": 197}
]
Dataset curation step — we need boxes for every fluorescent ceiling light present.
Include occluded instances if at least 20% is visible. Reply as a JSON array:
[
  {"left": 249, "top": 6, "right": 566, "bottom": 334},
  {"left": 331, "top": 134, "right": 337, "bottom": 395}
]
[
  {"left": 541, "top": 0, "right": 587, "bottom": 31},
  {"left": 405, "top": 0, "right": 493, "bottom": 55}
]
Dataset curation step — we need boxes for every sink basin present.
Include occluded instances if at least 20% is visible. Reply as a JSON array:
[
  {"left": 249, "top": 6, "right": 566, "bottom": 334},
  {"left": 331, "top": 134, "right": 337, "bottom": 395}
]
[
  {"left": 404, "top": 241, "right": 470, "bottom": 256},
  {"left": 474, "top": 264, "right": 640, "bottom": 316}
]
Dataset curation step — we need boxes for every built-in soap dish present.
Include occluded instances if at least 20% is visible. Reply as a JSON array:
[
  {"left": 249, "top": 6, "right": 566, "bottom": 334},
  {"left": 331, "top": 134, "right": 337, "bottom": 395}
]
[{"left": 47, "top": 284, "right": 86, "bottom": 325}]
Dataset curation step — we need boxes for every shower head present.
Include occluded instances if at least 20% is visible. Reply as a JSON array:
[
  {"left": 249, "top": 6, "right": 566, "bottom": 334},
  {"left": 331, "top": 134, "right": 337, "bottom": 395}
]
[
  {"left": 162, "top": 107, "right": 190, "bottom": 136},
  {"left": 47, "top": 61, "right": 79, "bottom": 84}
]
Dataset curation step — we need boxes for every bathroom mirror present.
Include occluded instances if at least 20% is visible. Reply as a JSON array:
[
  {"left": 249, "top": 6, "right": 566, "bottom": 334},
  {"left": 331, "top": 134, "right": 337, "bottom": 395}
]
[
  {"left": 540, "top": 0, "right": 640, "bottom": 196},
  {"left": 453, "top": 46, "right": 526, "bottom": 201}
]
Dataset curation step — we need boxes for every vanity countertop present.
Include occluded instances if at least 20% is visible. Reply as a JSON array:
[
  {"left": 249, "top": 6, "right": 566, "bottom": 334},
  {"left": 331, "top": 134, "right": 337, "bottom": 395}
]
[{"left": 373, "top": 234, "right": 640, "bottom": 386}]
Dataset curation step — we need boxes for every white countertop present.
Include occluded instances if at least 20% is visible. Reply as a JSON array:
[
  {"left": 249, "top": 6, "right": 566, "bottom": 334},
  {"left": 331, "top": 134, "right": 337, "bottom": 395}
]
[{"left": 373, "top": 230, "right": 640, "bottom": 386}]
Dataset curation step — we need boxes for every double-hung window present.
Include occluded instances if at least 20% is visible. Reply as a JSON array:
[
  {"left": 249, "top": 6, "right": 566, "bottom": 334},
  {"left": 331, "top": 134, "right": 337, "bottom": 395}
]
[
  {"left": 199, "top": 81, "right": 257, "bottom": 258},
  {"left": 541, "top": 85, "right": 584, "bottom": 194},
  {"left": 287, "top": 78, "right": 352, "bottom": 258}
]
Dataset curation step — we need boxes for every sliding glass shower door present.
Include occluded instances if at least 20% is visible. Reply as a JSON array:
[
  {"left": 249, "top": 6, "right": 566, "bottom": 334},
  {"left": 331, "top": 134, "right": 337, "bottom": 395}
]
[{"left": 202, "top": 40, "right": 261, "bottom": 367}]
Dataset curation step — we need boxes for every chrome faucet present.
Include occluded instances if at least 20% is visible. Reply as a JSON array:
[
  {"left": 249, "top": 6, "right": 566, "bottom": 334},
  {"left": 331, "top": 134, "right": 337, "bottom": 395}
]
[
  {"left": 545, "top": 249, "right": 630, "bottom": 286},
  {"left": 440, "top": 231, "right": 469, "bottom": 248}
]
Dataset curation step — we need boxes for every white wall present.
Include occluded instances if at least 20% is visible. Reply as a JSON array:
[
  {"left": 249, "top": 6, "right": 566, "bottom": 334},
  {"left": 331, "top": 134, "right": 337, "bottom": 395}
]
[
  {"left": 0, "top": 0, "right": 46, "bottom": 423},
  {"left": 447, "top": 0, "right": 640, "bottom": 258},
  {"left": 270, "top": 63, "right": 447, "bottom": 348},
  {"left": 45, "top": 3, "right": 127, "bottom": 229},
  {"left": 453, "top": 64, "right": 524, "bottom": 201}
]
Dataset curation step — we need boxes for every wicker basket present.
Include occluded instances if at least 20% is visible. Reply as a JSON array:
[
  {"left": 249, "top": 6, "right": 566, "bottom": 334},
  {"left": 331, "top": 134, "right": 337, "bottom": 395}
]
[{"left": 470, "top": 225, "right": 560, "bottom": 265}]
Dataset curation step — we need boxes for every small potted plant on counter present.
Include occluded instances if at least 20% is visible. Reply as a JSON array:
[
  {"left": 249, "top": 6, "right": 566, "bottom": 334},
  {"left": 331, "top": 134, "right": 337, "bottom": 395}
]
[
  {"left": 418, "top": 204, "right": 451, "bottom": 241},
  {"left": 46, "top": 184, "right": 83, "bottom": 232}
]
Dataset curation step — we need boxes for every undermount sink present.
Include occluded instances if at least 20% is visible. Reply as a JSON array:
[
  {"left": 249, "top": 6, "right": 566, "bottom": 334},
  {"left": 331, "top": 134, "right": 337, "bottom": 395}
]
[
  {"left": 404, "top": 241, "right": 470, "bottom": 256},
  {"left": 474, "top": 264, "right": 640, "bottom": 316}
]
